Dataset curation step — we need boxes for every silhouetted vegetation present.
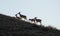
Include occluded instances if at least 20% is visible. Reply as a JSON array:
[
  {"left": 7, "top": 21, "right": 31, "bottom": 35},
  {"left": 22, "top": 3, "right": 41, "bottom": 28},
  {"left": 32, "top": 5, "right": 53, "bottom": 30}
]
[{"left": 0, "top": 14, "right": 60, "bottom": 36}]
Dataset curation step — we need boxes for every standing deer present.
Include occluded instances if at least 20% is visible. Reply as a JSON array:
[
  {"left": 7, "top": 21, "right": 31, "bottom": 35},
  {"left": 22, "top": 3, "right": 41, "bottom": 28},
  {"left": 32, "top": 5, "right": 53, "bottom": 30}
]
[
  {"left": 15, "top": 14, "right": 21, "bottom": 19},
  {"left": 29, "top": 19, "right": 35, "bottom": 23},
  {"left": 36, "top": 19, "right": 42, "bottom": 24},
  {"left": 18, "top": 12, "right": 27, "bottom": 20},
  {"left": 34, "top": 17, "right": 42, "bottom": 24}
]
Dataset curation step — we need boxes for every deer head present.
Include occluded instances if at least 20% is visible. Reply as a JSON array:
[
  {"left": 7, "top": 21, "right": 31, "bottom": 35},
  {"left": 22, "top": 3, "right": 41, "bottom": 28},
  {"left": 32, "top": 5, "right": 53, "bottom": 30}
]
[
  {"left": 34, "top": 17, "right": 37, "bottom": 19},
  {"left": 18, "top": 12, "right": 20, "bottom": 14}
]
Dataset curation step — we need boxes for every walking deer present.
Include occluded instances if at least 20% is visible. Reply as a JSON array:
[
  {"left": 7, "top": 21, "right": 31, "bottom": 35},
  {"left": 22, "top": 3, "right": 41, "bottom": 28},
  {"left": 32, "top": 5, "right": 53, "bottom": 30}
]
[
  {"left": 34, "top": 17, "right": 42, "bottom": 24},
  {"left": 29, "top": 19, "right": 35, "bottom": 23},
  {"left": 15, "top": 14, "right": 21, "bottom": 19},
  {"left": 34, "top": 17, "right": 41, "bottom": 22},
  {"left": 36, "top": 19, "right": 42, "bottom": 24},
  {"left": 18, "top": 12, "right": 27, "bottom": 20}
]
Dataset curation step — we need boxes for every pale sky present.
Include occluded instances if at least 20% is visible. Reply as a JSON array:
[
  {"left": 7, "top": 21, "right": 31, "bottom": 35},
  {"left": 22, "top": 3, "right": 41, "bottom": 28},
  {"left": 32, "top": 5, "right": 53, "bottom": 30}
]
[{"left": 0, "top": 0, "right": 60, "bottom": 29}]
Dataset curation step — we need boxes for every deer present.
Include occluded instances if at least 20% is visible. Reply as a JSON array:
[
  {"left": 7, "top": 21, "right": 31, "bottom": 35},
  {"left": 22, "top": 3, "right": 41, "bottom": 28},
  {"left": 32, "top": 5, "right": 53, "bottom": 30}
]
[
  {"left": 18, "top": 12, "right": 27, "bottom": 20},
  {"left": 15, "top": 14, "right": 21, "bottom": 19},
  {"left": 34, "top": 17, "right": 42, "bottom": 25},
  {"left": 36, "top": 19, "right": 42, "bottom": 24},
  {"left": 29, "top": 19, "right": 35, "bottom": 23}
]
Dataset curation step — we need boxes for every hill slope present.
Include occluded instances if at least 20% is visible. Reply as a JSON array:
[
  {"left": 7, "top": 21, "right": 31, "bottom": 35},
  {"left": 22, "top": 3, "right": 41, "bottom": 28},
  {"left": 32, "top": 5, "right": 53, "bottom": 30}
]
[{"left": 0, "top": 14, "right": 60, "bottom": 36}]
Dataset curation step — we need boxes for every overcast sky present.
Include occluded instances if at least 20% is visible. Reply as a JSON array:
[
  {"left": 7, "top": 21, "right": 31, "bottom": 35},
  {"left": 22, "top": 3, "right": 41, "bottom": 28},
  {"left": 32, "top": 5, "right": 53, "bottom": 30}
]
[{"left": 0, "top": 0, "right": 60, "bottom": 29}]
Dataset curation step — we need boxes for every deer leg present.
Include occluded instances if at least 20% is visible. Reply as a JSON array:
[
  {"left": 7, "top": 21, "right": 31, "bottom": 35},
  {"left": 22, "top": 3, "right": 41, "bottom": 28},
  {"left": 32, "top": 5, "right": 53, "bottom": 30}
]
[{"left": 40, "top": 21, "right": 42, "bottom": 25}]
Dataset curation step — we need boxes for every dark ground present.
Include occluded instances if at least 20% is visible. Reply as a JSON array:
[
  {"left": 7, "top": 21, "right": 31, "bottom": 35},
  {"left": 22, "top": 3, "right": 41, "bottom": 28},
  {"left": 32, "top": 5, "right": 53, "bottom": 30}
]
[{"left": 0, "top": 14, "right": 60, "bottom": 36}]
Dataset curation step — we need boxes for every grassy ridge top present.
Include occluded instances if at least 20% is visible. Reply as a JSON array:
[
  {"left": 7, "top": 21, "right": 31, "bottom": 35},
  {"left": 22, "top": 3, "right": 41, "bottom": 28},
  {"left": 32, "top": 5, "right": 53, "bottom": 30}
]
[{"left": 0, "top": 14, "right": 60, "bottom": 36}]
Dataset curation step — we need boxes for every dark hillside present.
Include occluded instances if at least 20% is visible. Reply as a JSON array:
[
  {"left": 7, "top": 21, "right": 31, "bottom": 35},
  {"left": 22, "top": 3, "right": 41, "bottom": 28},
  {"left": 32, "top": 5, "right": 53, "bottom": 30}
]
[{"left": 0, "top": 14, "right": 60, "bottom": 36}]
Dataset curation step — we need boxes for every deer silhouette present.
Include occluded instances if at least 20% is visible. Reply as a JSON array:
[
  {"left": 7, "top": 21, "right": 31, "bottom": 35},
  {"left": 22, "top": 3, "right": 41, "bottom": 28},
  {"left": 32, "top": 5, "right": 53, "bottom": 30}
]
[
  {"left": 34, "top": 17, "right": 42, "bottom": 24},
  {"left": 15, "top": 14, "right": 21, "bottom": 19},
  {"left": 18, "top": 12, "right": 27, "bottom": 20},
  {"left": 36, "top": 19, "right": 41, "bottom": 23},
  {"left": 29, "top": 19, "right": 35, "bottom": 23}
]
